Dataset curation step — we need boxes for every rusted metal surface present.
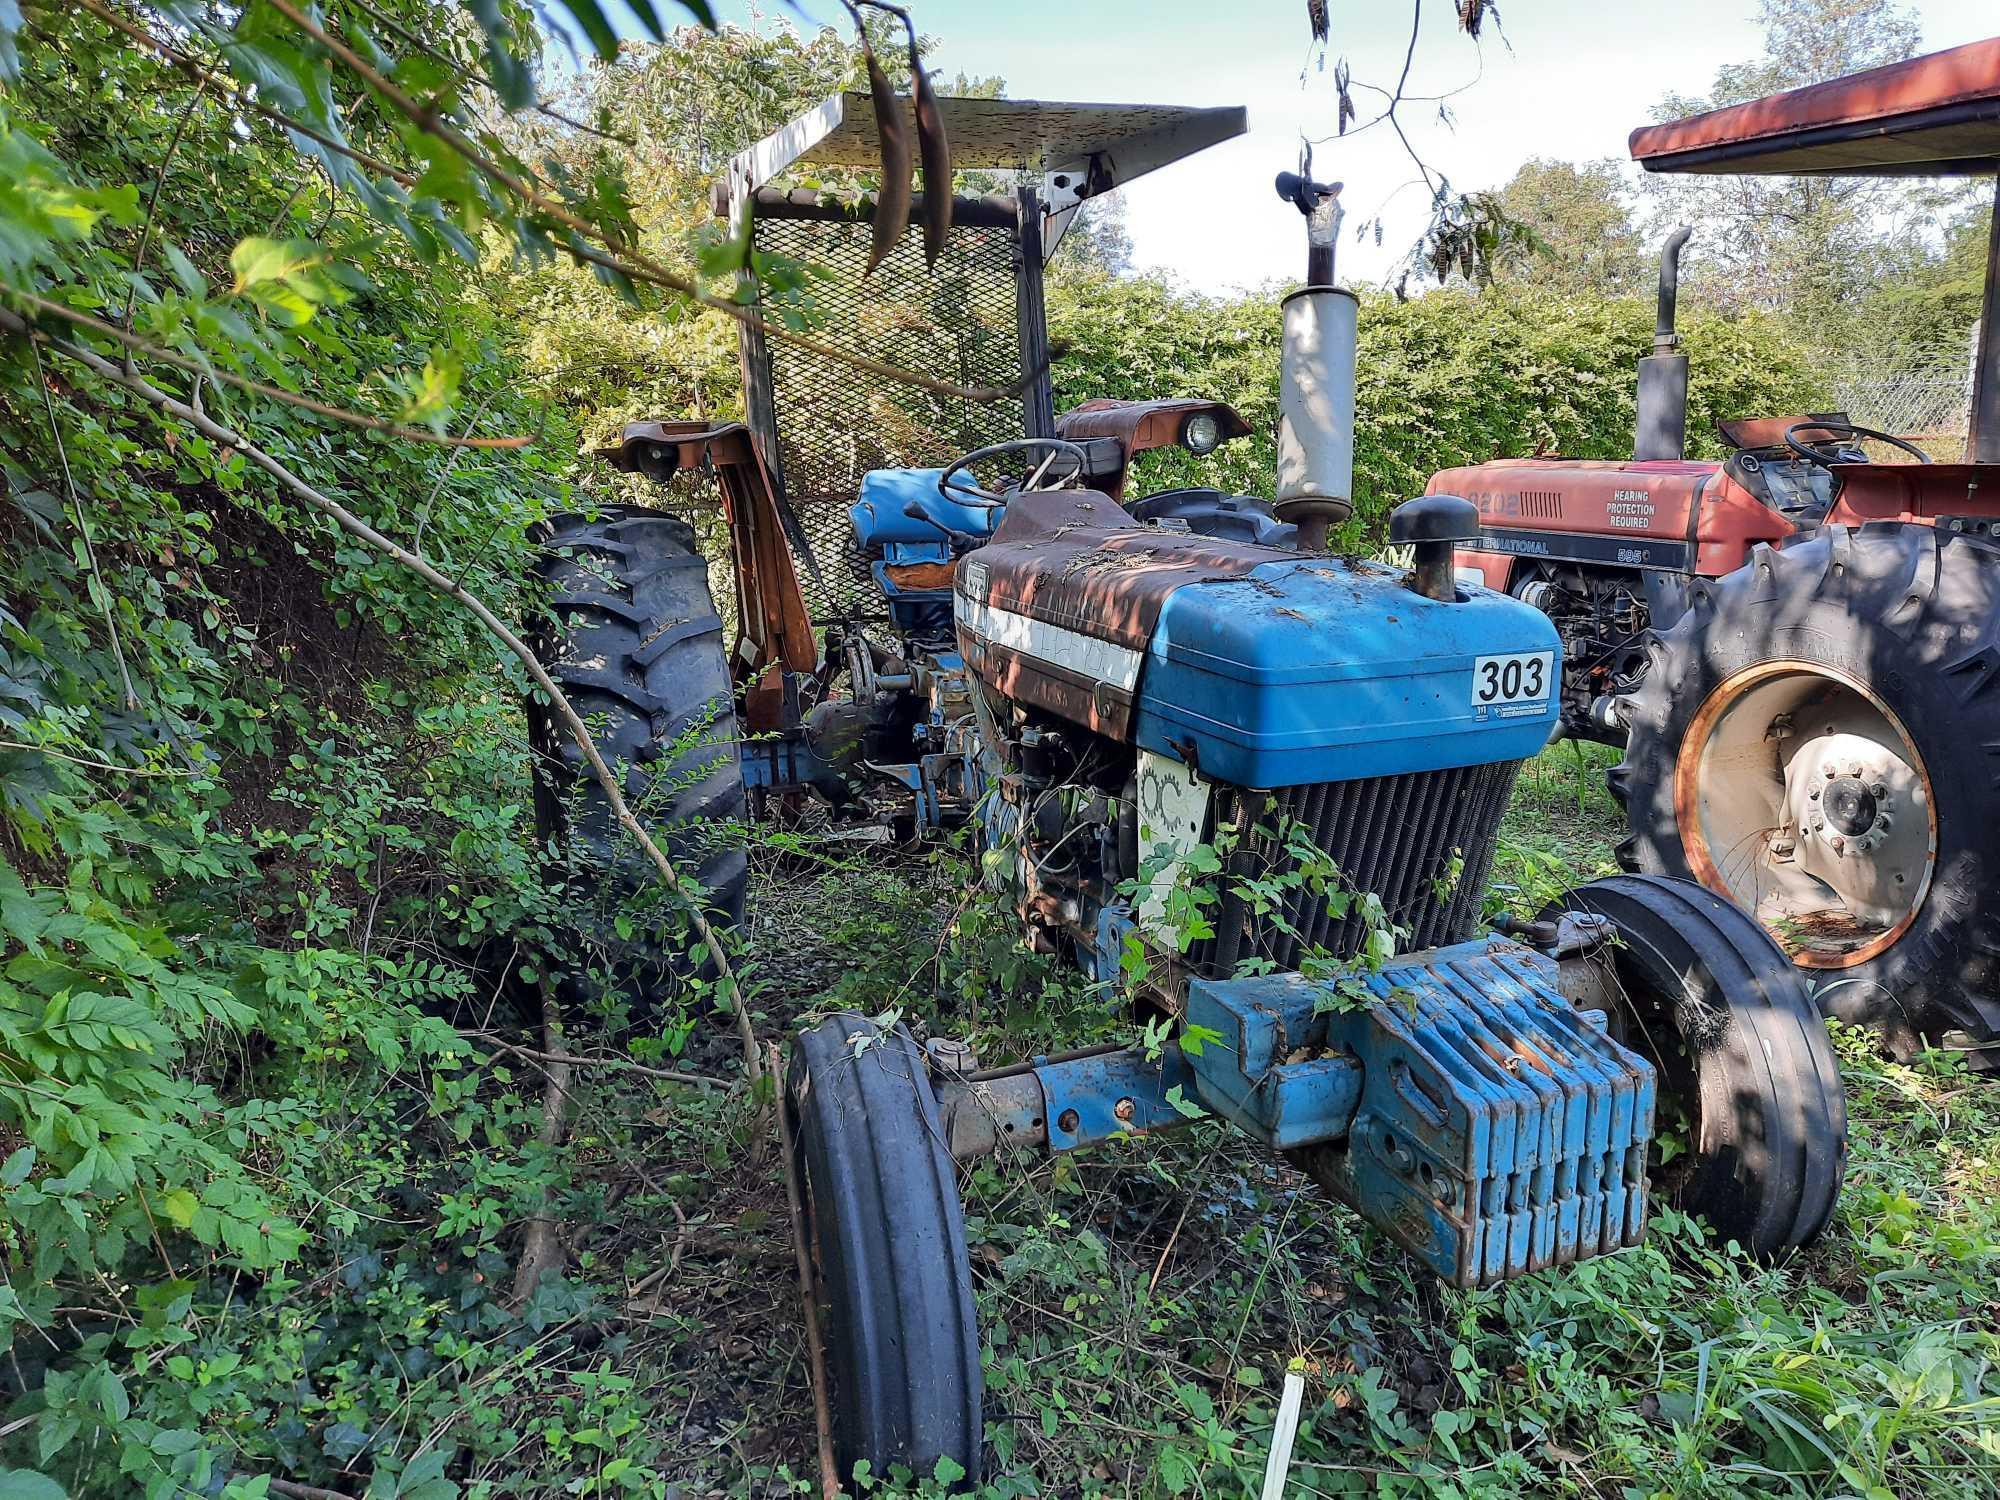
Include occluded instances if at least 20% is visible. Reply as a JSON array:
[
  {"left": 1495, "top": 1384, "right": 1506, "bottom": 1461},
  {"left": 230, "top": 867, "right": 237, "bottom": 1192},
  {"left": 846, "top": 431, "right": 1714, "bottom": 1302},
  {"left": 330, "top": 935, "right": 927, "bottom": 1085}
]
[
  {"left": 1632, "top": 35, "right": 1992, "bottom": 178},
  {"left": 1672, "top": 657, "right": 1939, "bottom": 970},
  {"left": 1629, "top": 36, "right": 2000, "bottom": 177},
  {"left": 957, "top": 494, "right": 1287, "bottom": 737},
  {"left": 880, "top": 560, "right": 958, "bottom": 591},
  {"left": 1714, "top": 414, "right": 1852, "bottom": 450},
  {"left": 1054, "top": 399, "right": 1253, "bottom": 499},
  {"left": 596, "top": 421, "right": 817, "bottom": 680}
]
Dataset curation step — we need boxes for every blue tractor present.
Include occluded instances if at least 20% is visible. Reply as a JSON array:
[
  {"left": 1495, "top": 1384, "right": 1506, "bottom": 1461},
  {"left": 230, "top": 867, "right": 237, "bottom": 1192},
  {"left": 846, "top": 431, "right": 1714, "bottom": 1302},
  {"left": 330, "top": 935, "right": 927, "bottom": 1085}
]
[{"left": 531, "top": 97, "right": 1849, "bottom": 1484}]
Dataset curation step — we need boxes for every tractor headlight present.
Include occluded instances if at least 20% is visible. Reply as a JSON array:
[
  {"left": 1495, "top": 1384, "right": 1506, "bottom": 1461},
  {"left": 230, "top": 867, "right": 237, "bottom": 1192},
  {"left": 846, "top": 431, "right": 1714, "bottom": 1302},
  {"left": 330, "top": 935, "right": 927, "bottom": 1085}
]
[{"left": 1182, "top": 412, "right": 1224, "bottom": 456}]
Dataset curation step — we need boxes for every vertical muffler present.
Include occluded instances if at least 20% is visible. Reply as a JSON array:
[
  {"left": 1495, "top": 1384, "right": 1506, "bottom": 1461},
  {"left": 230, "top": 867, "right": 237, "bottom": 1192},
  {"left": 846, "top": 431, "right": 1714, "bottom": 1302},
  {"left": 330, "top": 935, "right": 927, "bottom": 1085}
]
[
  {"left": 1274, "top": 172, "right": 1357, "bottom": 548},
  {"left": 1634, "top": 227, "right": 1692, "bottom": 462}
]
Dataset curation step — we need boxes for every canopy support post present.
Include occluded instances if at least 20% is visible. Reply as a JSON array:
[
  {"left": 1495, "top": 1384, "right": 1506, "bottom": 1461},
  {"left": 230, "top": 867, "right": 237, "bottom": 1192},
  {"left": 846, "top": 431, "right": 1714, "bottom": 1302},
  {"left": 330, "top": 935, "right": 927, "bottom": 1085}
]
[{"left": 1972, "top": 175, "right": 2000, "bottom": 464}]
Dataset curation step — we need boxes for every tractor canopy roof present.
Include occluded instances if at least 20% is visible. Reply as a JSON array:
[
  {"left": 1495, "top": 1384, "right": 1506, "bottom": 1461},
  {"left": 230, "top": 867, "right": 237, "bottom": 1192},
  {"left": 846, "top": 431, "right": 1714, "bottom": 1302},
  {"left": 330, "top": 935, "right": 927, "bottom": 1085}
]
[
  {"left": 720, "top": 92, "right": 1245, "bottom": 204},
  {"left": 1629, "top": 35, "right": 2000, "bottom": 177}
]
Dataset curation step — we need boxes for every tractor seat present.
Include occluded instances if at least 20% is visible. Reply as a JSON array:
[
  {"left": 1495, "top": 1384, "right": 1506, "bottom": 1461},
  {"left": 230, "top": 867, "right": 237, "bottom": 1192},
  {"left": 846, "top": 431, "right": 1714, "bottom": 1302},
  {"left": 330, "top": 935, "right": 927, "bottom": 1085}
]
[{"left": 852, "top": 468, "right": 999, "bottom": 563}]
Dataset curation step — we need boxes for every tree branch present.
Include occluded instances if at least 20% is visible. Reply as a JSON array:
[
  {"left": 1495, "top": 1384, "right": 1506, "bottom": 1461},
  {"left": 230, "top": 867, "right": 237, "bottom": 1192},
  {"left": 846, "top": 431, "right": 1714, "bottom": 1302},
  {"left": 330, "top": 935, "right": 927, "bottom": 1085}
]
[
  {"left": 61, "top": 0, "right": 419, "bottom": 190},
  {"left": 2, "top": 288, "right": 534, "bottom": 449},
  {"left": 509, "top": 988, "right": 572, "bottom": 1307},
  {"left": 259, "top": 0, "right": 1041, "bottom": 407},
  {"left": 462, "top": 1033, "right": 728, "bottom": 1089},
  {"left": 1, "top": 306, "right": 765, "bottom": 1092}
]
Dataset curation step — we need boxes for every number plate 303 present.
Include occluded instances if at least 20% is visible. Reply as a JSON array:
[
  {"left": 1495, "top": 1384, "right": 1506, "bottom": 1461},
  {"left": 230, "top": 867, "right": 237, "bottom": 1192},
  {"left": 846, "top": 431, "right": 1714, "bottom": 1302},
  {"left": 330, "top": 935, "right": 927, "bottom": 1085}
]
[{"left": 1472, "top": 651, "right": 1553, "bottom": 709}]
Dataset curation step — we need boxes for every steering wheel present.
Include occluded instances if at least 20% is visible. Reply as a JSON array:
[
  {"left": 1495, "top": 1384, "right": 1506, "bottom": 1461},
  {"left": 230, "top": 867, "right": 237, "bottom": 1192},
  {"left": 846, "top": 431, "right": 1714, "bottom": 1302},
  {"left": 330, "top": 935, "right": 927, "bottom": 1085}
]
[
  {"left": 938, "top": 438, "right": 1091, "bottom": 507},
  {"left": 1785, "top": 419, "right": 1932, "bottom": 466}
]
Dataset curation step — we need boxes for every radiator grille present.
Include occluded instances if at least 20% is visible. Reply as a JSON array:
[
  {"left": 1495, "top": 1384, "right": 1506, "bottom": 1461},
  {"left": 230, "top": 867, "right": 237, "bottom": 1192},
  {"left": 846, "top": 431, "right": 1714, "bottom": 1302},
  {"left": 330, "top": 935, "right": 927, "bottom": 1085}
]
[{"left": 1196, "top": 760, "right": 1522, "bottom": 977}]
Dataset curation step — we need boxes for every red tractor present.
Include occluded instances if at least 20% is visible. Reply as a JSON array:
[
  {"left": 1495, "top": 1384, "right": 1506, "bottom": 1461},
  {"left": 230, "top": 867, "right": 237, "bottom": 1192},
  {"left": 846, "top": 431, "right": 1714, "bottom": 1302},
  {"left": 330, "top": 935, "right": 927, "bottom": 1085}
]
[{"left": 1431, "top": 36, "right": 2000, "bottom": 1067}]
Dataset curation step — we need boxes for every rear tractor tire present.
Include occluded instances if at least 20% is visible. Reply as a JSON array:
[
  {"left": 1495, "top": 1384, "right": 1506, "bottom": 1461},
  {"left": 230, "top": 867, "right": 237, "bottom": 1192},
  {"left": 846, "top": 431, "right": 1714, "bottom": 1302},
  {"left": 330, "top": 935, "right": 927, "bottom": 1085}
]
[
  {"left": 1559, "top": 874, "right": 1847, "bottom": 1257},
  {"left": 527, "top": 508, "right": 748, "bottom": 1022},
  {"left": 1613, "top": 524, "right": 2000, "bottom": 1067},
  {"left": 787, "top": 1014, "right": 983, "bottom": 1486}
]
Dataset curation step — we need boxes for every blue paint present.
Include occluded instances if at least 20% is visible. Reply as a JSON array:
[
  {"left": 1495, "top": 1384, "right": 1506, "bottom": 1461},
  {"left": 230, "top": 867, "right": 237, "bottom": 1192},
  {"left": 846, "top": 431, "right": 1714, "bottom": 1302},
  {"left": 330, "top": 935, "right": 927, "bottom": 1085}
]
[
  {"left": 738, "top": 734, "right": 836, "bottom": 790},
  {"left": 851, "top": 468, "right": 999, "bottom": 563},
  {"left": 1131, "top": 557, "right": 1560, "bottom": 787},
  {"left": 1035, "top": 1046, "right": 1202, "bottom": 1152},
  {"left": 1180, "top": 938, "right": 1655, "bottom": 1288}
]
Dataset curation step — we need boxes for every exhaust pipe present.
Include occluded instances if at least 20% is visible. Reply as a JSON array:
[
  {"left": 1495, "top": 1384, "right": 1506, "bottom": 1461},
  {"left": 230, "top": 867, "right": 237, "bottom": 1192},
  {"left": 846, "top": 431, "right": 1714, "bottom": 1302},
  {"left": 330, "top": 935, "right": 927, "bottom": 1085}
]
[
  {"left": 1634, "top": 226, "right": 1692, "bottom": 462},
  {"left": 1274, "top": 171, "right": 1356, "bottom": 547}
]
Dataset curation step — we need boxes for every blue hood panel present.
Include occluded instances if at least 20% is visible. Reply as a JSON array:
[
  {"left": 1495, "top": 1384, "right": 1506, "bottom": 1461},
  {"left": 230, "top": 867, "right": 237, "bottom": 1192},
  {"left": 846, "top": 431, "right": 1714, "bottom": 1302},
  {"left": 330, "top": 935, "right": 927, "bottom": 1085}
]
[{"left": 1132, "top": 558, "right": 1559, "bottom": 788}]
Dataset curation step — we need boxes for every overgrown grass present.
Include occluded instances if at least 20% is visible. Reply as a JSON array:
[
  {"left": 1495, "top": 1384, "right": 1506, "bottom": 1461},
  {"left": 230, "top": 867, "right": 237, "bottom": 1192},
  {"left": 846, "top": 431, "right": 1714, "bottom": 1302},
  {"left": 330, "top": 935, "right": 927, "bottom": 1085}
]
[{"left": 667, "top": 743, "right": 2000, "bottom": 1499}]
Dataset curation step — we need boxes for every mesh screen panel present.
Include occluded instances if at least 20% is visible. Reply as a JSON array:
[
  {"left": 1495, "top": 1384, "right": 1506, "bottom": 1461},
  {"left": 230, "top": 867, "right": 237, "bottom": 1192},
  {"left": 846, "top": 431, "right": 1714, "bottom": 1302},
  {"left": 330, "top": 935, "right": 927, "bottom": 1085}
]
[{"left": 752, "top": 212, "right": 1025, "bottom": 621}]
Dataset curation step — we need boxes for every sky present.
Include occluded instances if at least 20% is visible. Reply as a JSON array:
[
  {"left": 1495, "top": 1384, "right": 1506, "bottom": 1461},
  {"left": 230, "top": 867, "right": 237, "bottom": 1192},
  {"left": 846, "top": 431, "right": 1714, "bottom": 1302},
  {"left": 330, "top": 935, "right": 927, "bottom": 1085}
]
[{"left": 606, "top": 0, "right": 1999, "bottom": 293}]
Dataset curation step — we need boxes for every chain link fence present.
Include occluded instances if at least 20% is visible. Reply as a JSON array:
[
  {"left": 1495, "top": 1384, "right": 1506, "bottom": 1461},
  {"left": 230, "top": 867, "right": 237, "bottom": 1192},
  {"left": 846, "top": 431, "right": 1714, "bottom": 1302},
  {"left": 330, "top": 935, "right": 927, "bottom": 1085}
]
[{"left": 1826, "top": 356, "right": 1974, "bottom": 460}]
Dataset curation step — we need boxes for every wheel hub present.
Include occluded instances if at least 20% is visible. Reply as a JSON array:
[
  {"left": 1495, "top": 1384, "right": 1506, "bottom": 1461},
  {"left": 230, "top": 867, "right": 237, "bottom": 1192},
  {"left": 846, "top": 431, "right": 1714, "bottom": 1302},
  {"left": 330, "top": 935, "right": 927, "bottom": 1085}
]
[
  {"left": 1780, "top": 730, "right": 1929, "bottom": 930},
  {"left": 1820, "top": 777, "right": 1880, "bottom": 838},
  {"left": 1676, "top": 659, "right": 1937, "bottom": 968}
]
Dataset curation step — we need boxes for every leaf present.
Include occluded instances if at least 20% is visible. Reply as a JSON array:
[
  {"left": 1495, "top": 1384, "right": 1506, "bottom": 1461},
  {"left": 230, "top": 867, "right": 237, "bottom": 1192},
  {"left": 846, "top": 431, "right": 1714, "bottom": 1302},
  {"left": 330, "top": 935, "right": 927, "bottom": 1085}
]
[
  {"left": 228, "top": 236, "right": 319, "bottom": 290},
  {"left": 552, "top": 0, "right": 619, "bottom": 59},
  {"left": 461, "top": 0, "right": 534, "bottom": 109},
  {"left": 0, "top": 1470, "right": 67, "bottom": 1500},
  {"left": 0, "top": 0, "right": 20, "bottom": 83},
  {"left": 0, "top": 1146, "right": 32, "bottom": 1188},
  {"left": 227, "top": 237, "right": 346, "bottom": 325},
  {"left": 160, "top": 1188, "right": 198, "bottom": 1229},
  {"left": 162, "top": 242, "right": 208, "bottom": 298},
  {"left": 391, "top": 1449, "right": 456, "bottom": 1500}
]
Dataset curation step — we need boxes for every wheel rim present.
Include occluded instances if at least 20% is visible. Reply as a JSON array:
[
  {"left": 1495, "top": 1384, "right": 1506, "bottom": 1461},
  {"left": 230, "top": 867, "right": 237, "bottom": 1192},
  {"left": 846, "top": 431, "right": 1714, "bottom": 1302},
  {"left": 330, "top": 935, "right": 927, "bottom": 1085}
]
[{"left": 1675, "top": 659, "right": 1937, "bottom": 969}]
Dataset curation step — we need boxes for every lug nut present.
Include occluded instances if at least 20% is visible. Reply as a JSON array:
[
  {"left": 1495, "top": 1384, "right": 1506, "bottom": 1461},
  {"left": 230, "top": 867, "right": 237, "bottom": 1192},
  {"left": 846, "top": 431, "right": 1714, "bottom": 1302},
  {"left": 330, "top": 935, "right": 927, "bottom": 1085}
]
[
  {"left": 1869, "top": 781, "right": 1888, "bottom": 799},
  {"left": 1814, "top": 816, "right": 1826, "bottom": 831},
  {"left": 1822, "top": 761, "right": 1837, "bottom": 778},
  {"left": 1809, "top": 787, "right": 1821, "bottom": 800}
]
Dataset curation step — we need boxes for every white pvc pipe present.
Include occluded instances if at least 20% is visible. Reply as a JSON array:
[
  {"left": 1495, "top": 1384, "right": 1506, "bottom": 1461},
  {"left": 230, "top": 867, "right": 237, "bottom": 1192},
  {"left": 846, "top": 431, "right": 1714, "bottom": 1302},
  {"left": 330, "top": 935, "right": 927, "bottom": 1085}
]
[{"left": 1259, "top": 1367, "right": 1307, "bottom": 1500}]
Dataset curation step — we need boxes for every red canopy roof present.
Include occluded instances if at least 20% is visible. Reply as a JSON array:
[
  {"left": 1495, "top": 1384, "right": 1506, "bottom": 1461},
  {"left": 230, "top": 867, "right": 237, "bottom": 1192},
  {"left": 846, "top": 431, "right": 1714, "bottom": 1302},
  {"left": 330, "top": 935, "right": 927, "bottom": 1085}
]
[{"left": 1630, "top": 36, "right": 2000, "bottom": 176}]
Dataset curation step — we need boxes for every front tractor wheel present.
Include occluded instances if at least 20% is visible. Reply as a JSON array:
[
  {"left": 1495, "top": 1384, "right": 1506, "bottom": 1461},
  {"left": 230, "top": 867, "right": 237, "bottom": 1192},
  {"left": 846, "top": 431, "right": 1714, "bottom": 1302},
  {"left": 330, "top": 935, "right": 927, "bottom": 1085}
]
[
  {"left": 1559, "top": 874, "right": 1846, "bottom": 1256},
  {"left": 787, "top": 1015, "right": 983, "bottom": 1486},
  {"left": 1613, "top": 525, "right": 2000, "bottom": 1065}
]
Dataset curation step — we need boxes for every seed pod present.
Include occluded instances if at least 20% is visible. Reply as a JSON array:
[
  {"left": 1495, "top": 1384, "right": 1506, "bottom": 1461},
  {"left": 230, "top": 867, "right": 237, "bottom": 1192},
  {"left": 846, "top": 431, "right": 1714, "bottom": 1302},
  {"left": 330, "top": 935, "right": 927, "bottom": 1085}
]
[
  {"left": 862, "top": 33, "right": 911, "bottom": 277},
  {"left": 907, "top": 29, "right": 952, "bottom": 267}
]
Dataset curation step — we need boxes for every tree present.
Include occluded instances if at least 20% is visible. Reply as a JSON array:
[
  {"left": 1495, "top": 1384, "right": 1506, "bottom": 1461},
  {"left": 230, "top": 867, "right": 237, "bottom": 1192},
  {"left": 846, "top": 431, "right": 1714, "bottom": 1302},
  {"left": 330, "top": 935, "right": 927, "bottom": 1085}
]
[
  {"left": 1052, "top": 189, "right": 1135, "bottom": 278},
  {"left": 1492, "top": 158, "right": 1645, "bottom": 297},
  {"left": 1636, "top": 0, "right": 1961, "bottom": 353},
  {"left": 505, "top": 21, "right": 1007, "bottom": 440}
]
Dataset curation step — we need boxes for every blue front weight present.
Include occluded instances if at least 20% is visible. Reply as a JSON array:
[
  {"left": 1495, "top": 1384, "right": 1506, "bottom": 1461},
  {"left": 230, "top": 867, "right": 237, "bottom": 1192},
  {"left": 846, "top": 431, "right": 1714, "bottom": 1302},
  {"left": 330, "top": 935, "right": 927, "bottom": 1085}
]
[
  {"left": 1185, "top": 936, "right": 1656, "bottom": 1287},
  {"left": 930, "top": 936, "right": 1655, "bottom": 1289}
]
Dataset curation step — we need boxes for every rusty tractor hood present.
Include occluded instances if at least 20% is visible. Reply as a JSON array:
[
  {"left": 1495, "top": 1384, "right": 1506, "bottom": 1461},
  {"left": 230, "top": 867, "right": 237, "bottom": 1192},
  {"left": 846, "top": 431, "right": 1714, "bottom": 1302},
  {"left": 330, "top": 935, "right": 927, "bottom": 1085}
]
[{"left": 954, "top": 489, "right": 1560, "bottom": 788}]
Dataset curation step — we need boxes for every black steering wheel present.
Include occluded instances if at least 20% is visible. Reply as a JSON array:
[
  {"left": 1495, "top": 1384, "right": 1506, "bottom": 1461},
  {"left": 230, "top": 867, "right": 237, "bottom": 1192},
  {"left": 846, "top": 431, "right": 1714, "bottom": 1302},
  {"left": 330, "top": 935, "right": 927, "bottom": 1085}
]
[
  {"left": 1785, "top": 419, "right": 1932, "bottom": 466},
  {"left": 938, "top": 438, "right": 1091, "bottom": 507}
]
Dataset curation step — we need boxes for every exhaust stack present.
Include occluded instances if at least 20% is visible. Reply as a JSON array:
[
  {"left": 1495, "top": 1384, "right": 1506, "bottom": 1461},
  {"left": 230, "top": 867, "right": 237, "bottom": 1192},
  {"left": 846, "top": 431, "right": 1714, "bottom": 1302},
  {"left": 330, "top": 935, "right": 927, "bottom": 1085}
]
[
  {"left": 1273, "top": 171, "right": 1357, "bottom": 548},
  {"left": 1634, "top": 227, "right": 1693, "bottom": 462}
]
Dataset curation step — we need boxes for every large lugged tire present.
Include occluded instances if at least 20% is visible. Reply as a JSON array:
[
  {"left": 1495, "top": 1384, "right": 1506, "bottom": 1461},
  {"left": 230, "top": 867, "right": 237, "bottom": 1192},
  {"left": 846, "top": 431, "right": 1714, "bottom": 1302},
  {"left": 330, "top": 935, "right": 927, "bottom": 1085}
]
[
  {"left": 1560, "top": 874, "right": 1847, "bottom": 1256},
  {"left": 787, "top": 1015, "right": 982, "bottom": 1485},
  {"left": 1612, "top": 524, "right": 2000, "bottom": 1065},
  {"left": 527, "top": 508, "right": 747, "bottom": 1011}
]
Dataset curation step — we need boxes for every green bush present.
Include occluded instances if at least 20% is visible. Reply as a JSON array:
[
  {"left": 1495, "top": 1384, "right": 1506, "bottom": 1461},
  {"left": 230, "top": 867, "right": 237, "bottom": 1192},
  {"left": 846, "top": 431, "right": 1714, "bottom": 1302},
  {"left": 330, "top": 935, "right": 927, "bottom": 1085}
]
[{"left": 1049, "top": 269, "right": 1828, "bottom": 541}]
